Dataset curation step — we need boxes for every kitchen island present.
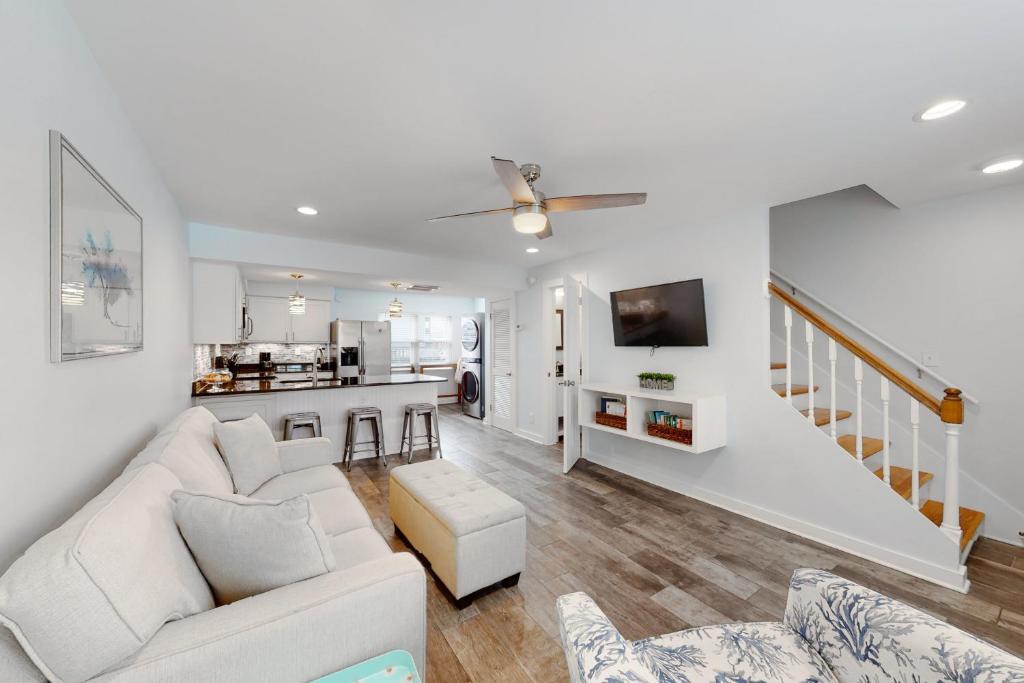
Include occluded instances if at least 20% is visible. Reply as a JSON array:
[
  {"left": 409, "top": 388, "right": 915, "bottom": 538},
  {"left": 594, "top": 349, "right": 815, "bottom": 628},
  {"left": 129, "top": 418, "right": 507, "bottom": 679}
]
[{"left": 193, "top": 374, "right": 447, "bottom": 462}]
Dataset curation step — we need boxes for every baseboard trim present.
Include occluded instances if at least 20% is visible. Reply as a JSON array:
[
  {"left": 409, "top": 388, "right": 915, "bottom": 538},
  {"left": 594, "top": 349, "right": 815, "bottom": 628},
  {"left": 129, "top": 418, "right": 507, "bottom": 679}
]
[
  {"left": 583, "top": 451, "right": 970, "bottom": 593},
  {"left": 515, "top": 428, "right": 552, "bottom": 446}
]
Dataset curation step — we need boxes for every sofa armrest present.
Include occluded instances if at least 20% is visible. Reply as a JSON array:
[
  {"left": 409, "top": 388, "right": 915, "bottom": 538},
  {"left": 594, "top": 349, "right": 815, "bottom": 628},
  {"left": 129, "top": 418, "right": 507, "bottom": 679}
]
[
  {"left": 94, "top": 553, "right": 426, "bottom": 683},
  {"left": 557, "top": 592, "right": 650, "bottom": 683},
  {"left": 275, "top": 437, "right": 336, "bottom": 472}
]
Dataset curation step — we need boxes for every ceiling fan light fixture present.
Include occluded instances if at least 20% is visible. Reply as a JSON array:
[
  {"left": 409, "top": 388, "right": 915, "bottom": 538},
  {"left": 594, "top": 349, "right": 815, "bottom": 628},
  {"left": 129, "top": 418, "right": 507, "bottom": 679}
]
[{"left": 512, "top": 204, "right": 547, "bottom": 234}]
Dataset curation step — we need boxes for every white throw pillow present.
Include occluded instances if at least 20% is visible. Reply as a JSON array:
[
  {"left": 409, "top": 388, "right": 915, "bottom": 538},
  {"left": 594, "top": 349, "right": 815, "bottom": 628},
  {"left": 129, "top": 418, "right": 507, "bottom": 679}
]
[
  {"left": 213, "top": 413, "right": 283, "bottom": 495},
  {"left": 172, "top": 491, "right": 337, "bottom": 605}
]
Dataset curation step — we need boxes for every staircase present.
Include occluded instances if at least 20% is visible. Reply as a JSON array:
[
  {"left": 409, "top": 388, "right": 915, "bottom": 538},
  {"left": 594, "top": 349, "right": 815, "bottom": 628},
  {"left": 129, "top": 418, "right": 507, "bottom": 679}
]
[{"left": 769, "top": 282, "right": 985, "bottom": 572}]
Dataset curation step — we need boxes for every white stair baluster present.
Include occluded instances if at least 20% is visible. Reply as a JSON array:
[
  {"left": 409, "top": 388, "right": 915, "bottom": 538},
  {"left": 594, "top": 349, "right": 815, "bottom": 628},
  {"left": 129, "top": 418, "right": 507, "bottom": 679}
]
[
  {"left": 910, "top": 399, "right": 920, "bottom": 508},
  {"left": 784, "top": 306, "right": 793, "bottom": 404},
  {"left": 854, "top": 357, "right": 864, "bottom": 462},
  {"left": 805, "top": 321, "right": 815, "bottom": 421},
  {"left": 880, "top": 377, "right": 891, "bottom": 485},
  {"left": 828, "top": 338, "right": 837, "bottom": 441}
]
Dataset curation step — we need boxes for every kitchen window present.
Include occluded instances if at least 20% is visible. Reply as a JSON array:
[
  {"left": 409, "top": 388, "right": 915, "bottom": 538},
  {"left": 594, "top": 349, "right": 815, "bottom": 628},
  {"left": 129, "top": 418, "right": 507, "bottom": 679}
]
[{"left": 383, "top": 314, "right": 452, "bottom": 367}]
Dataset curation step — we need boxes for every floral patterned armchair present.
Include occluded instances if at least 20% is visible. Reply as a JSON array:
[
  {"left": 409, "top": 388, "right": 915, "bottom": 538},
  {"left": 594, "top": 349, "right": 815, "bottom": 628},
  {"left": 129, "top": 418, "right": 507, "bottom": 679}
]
[{"left": 557, "top": 568, "right": 1024, "bottom": 682}]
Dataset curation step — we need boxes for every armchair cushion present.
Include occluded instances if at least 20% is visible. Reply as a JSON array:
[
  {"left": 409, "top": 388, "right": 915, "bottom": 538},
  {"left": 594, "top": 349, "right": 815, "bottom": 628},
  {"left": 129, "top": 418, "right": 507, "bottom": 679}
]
[
  {"left": 634, "top": 623, "right": 837, "bottom": 682},
  {"left": 784, "top": 568, "right": 1024, "bottom": 683}
]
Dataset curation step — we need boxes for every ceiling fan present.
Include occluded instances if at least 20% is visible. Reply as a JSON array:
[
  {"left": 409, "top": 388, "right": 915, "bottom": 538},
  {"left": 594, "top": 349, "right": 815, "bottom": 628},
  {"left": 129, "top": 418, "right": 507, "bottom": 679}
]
[{"left": 428, "top": 157, "right": 647, "bottom": 240}]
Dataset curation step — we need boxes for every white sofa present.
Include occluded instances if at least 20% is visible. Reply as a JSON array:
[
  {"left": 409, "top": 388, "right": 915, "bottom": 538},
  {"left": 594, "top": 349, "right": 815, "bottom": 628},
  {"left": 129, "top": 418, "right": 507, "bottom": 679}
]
[
  {"left": 558, "top": 568, "right": 1024, "bottom": 682},
  {"left": 0, "top": 407, "right": 426, "bottom": 683}
]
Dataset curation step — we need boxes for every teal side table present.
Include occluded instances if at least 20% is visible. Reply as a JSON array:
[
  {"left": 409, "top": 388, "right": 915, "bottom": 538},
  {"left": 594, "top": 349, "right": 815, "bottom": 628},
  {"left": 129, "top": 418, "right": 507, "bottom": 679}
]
[{"left": 313, "top": 650, "right": 421, "bottom": 683}]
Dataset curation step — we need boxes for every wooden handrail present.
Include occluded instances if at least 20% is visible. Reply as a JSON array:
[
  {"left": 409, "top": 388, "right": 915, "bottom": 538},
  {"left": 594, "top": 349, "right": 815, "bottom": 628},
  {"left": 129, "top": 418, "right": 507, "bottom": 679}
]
[{"left": 769, "top": 282, "right": 960, "bottom": 421}]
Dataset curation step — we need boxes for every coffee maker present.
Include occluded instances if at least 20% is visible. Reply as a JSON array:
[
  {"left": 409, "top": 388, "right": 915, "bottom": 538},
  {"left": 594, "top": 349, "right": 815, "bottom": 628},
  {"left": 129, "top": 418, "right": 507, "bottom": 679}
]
[{"left": 258, "top": 351, "right": 274, "bottom": 379}]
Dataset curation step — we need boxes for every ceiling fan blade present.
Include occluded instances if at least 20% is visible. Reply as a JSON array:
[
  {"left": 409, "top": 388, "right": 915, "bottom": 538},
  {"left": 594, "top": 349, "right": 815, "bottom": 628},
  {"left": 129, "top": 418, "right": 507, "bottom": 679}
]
[
  {"left": 544, "top": 193, "right": 647, "bottom": 213},
  {"left": 491, "top": 157, "right": 536, "bottom": 204},
  {"left": 535, "top": 219, "right": 553, "bottom": 240},
  {"left": 427, "top": 207, "right": 512, "bottom": 222}
]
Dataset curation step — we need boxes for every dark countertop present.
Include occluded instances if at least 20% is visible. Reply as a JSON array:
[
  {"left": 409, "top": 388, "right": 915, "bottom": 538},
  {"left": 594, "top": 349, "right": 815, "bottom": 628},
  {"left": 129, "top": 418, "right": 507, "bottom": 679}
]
[{"left": 193, "top": 373, "right": 446, "bottom": 397}]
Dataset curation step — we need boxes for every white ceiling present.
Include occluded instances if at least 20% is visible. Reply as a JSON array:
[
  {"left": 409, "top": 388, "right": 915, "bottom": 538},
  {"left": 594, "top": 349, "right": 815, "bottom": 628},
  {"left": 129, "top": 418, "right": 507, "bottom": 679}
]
[{"left": 67, "top": 1, "right": 1024, "bottom": 268}]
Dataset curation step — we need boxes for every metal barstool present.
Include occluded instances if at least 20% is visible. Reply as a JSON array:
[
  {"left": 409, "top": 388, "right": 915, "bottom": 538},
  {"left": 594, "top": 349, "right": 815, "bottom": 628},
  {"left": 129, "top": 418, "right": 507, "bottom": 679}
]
[
  {"left": 342, "top": 406, "right": 386, "bottom": 471},
  {"left": 283, "top": 412, "right": 322, "bottom": 440},
  {"left": 401, "top": 402, "right": 442, "bottom": 463}
]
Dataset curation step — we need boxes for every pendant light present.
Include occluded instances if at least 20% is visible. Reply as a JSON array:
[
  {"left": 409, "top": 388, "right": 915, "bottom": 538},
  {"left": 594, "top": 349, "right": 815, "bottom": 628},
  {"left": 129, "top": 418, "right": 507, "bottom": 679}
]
[
  {"left": 288, "top": 273, "right": 306, "bottom": 315},
  {"left": 387, "top": 281, "right": 404, "bottom": 319}
]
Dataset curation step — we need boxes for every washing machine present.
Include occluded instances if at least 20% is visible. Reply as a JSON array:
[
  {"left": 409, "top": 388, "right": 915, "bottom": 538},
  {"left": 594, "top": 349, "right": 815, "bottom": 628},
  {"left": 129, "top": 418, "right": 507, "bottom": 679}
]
[{"left": 460, "top": 314, "right": 484, "bottom": 419}]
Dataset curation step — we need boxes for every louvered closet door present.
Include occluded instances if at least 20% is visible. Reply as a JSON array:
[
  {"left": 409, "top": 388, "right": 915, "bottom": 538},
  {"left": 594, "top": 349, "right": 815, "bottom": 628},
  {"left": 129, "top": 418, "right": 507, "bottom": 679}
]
[{"left": 490, "top": 299, "right": 514, "bottom": 432}]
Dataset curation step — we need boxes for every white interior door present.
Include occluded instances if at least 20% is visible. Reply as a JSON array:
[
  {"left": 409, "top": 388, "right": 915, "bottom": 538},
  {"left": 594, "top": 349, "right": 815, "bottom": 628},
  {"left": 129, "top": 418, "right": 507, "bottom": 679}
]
[
  {"left": 562, "top": 275, "right": 583, "bottom": 473},
  {"left": 490, "top": 299, "right": 515, "bottom": 432}
]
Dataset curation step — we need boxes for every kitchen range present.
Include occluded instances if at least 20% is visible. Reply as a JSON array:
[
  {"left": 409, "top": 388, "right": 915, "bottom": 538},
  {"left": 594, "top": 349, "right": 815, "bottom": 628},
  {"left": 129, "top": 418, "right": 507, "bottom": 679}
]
[{"left": 193, "top": 319, "right": 446, "bottom": 463}]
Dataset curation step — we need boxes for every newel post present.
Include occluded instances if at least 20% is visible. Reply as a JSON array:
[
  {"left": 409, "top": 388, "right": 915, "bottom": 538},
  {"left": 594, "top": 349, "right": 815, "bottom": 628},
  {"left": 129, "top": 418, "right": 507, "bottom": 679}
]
[{"left": 939, "top": 388, "right": 964, "bottom": 545}]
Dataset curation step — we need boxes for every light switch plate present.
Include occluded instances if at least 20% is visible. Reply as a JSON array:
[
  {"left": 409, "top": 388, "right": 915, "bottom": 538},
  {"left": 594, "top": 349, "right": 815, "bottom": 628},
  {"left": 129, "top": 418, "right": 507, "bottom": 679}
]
[{"left": 922, "top": 351, "right": 939, "bottom": 367}]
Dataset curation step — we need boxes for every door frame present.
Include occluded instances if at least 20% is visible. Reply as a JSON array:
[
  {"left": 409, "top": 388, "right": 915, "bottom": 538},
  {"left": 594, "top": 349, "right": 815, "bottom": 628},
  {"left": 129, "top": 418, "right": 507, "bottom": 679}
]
[
  {"left": 541, "top": 273, "right": 588, "bottom": 446},
  {"left": 485, "top": 296, "right": 516, "bottom": 432},
  {"left": 541, "top": 277, "right": 565, "bottom": 445}
]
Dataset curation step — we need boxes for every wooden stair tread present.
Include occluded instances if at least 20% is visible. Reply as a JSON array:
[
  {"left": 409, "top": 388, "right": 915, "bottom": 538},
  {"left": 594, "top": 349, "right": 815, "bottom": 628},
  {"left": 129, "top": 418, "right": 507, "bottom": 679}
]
[
  {"left": 872, "top": 466, "right": 933, "bottom": 501},
  {"left": 770, "top": 362, "right": 786, "bottom": 370},
  {"left": 920, "top": 500, "right": 985, "bottom": 551},
  {"left": 772, "top": 384, "right": 818, "bottom": 397},
  {"left": 800, "top": 408, "right": 852, "bottom": 426},
  {"left": 837, "top": 434, "right": 884, "bottom": 458}
]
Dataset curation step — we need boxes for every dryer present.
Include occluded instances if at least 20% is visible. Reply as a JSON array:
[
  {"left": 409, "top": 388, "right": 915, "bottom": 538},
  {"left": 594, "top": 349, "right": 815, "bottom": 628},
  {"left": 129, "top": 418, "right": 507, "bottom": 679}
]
[{"left": 460, "top": 314, "right": 484, "bottom": 419}]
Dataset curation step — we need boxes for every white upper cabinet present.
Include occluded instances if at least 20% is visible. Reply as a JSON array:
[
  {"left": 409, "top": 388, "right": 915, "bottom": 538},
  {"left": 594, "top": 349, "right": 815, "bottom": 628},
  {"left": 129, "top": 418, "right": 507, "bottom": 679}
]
[
  {"left": 247, "top": 295, "right": 292, "bottom": 342},
  {"left": 193, "top": 262, "right": 245, "bottom": 343},
  {"left": 290, "top": 299, "right": 331, "bottom": 342},
  {"left": 247, "top": 295, "right": 331, "bottom": 343}
]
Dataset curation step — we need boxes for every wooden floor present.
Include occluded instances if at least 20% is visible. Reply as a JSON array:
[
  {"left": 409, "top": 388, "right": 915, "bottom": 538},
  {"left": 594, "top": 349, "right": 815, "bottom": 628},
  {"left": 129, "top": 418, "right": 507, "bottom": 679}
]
[{"left": 341, "top": 405, "right": 1024, "bottom": 682}]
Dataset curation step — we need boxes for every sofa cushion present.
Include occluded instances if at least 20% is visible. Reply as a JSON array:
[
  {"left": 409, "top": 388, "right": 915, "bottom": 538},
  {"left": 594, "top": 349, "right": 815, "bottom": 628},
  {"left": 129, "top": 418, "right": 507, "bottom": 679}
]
[
  {"left": 253, "top": 486, "right": 371, "bottom": 536},
  {"left": 632, "top": 622, "right": 839, "bottom": 682},
  {"left": 784, "top": 568, "right": 1024, "bottom": 683},
  {"left": 214, "top": 414, "right": 283, "bottom": 495},
  {"left": 329, "top": 528, "right": 393, "bottom": 571},
  {"left": 173, "top": 491, "right": 336, "bottom": 605},
  {"left": 124, "top": 407, "right": 233, "bottom": 495},
  {"left": 0, "top": 464, "right": 214, "bottom": 683},
  {"left": 252, "top": 465, "right": 351, "bottom": 499},
  {"left": 390, "top": 460, "right": 524, "bottom": 536}
]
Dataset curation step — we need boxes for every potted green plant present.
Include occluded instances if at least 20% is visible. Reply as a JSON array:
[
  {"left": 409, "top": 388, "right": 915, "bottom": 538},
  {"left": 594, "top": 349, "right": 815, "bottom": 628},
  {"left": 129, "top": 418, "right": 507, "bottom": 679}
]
[{"left": 638, "top": 372, "right": 676, "bottom": 391}]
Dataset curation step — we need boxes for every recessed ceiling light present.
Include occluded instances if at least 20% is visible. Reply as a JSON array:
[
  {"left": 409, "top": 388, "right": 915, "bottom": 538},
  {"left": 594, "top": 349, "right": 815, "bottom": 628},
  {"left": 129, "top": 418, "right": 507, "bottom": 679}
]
[
  {"left": 525, "top": 247, "right": 539, "bottom": 253},
  {"left": 296, "top": 206, "right": 318, "bottom": 215},
  {"left": 981, "top": 158, "right": 1023, "bottom": 174},
  {"left": 914, "top": 99, "right": 966, "bottom": 122}
]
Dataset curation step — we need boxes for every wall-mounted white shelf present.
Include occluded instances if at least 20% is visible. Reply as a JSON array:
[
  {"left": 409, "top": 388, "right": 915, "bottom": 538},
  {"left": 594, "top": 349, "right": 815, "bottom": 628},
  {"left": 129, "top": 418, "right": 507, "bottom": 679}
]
[{"left": 579, "top": 383, "right": 727, "bottom": 453}]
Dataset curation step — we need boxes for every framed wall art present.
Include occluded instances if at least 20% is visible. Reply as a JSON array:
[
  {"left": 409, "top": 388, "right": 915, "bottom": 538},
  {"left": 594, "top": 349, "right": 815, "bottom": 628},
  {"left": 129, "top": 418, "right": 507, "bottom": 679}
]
[{"left": 50, "top": 131, "right": 143, "bottom": 361}]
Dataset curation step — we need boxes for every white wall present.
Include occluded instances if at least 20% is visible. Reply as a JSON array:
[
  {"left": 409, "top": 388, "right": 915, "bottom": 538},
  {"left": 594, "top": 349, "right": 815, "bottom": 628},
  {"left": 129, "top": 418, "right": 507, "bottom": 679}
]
[
  {"left": 516, "top": 208, "right": 967, "bottom": 589},
  {"left": 0, "top": 1, "right": 192, "bottom": 571},
  {"left": 771, "top": 183, "right": 1024, "bottom": 544},
  {"left": 189, "top": 223, "right": 527, "bottom": 298}
]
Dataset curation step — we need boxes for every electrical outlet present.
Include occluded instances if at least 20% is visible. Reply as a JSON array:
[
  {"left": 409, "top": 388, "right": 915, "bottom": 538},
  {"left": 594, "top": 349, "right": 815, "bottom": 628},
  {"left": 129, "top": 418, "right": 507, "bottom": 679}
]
[
  {"left": 922, "top": 351, "right": 939, "bottom": 367},
  {"left": 528, "top": 412, "right": 535, "bottom": 425}
]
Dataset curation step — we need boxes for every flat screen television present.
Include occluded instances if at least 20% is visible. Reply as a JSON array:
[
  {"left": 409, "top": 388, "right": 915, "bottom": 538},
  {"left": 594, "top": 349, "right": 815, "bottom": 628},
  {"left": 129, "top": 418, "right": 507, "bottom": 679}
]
[{"left": 610, "top": 278, "right": 708, "bottom": 347}]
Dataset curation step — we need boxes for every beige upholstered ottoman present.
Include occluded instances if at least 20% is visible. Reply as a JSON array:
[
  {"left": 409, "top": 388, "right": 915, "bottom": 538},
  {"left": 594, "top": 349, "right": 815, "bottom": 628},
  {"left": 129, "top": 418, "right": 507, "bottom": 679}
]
[{"left": 389, "top": 459, "right": 526, "bottom": 607}]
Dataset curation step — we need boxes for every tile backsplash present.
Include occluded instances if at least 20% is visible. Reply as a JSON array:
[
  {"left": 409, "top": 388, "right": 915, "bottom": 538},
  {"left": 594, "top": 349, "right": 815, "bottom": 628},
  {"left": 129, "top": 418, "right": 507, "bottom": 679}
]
[{"left": 193, "top": 343, "right": 328, "bottom": 377}]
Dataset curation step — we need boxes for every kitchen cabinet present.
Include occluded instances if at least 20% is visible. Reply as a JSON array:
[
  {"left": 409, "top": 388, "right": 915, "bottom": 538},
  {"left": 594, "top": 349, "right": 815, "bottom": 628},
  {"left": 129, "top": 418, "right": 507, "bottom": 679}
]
[
  {"left": 290, "top": 299, "right": 331, "bottom": 342},
  {"left": 247, "top": 295, "right": 331, "bottom": 343},
  {"left": 193, "top": 262, "right": 245, "bottom": 343}
]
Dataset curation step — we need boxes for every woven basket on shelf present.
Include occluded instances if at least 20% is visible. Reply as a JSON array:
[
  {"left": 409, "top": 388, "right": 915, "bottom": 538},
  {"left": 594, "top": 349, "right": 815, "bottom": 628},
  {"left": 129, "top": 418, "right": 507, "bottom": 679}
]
[
  {"left": 594, "top": 412, "right": 627, "bottom": 430},
  {"left": 646, "top": 423, "right": 692, "bottom": 445}
]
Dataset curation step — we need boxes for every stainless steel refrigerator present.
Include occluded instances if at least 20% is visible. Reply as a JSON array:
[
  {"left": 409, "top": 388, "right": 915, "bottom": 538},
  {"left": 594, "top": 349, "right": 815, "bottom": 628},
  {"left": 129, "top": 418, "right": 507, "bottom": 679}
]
[{"left": 330, "top": 320, "right": 392, "bottom": 377}]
